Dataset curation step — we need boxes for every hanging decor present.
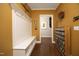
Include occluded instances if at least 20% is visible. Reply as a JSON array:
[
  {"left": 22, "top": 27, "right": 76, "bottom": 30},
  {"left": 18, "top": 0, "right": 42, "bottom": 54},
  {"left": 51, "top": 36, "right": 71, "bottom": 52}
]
[
  {"left": 34, "top": 20, "right": 37, "bottom": 30},
  {"left": 73, "top": 16, "right": 79, "bottom": 22},
  {"left": 58, "top": 11, "right": 64, "bottom": 20},
  {"left": 41, "top": 22, "right": 47, "bottom": 29}
]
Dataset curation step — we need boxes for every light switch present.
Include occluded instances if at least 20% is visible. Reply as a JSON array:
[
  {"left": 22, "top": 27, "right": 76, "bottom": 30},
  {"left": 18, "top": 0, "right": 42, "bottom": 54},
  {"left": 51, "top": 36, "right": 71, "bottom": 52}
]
[{"left": 74, "top": 26, "right": 79, "bottom": 30}]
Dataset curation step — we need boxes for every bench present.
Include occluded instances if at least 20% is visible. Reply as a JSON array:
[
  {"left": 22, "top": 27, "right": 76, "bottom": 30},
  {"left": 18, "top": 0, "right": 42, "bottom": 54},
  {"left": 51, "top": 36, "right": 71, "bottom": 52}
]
[{"left": 13, "top": 36, "right": 36, "bottom": 56}]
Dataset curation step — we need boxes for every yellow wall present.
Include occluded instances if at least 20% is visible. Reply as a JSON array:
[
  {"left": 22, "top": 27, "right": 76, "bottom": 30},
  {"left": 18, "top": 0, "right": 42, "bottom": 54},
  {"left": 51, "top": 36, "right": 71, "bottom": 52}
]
[
  {"left": 56, "top": 3, "right": 79, "bottom": 27},
  {"left": 55, "top": 3, "right": 79, "bottom": 55},
  {"left": 0, "top": 4, "right": 12, "bottom": 56},
  {"left": 32, "top": 10, "right": 56, "bottom": 41}
]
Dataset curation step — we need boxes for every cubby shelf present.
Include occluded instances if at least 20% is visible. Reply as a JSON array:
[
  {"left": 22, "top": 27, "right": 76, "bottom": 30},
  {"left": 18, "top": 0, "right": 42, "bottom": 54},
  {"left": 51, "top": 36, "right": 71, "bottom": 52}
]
[{"left": 54, "top": 27, "right": 65, "bottom": 55}]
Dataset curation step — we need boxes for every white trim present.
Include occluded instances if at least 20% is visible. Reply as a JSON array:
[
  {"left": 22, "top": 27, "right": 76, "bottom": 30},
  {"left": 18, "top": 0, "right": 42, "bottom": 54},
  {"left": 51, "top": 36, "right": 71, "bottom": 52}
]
[
  {"left": 51, "top": 15, "right": 55, "bottom": 44},
  {"left": 36, "top": 41, "right": 41, "bottom": 44},
  {"left": 52, "top": 41, "right": 55, "bottom": 44},
  {"left": 55, "top": 4, "right": 60, "bottom": 10},
  {"left": 39, "top": 15, "right": 41, "bottom": 43},
  {"left": 10, "top": 4, "right": 32, "bottom": 21},
  {"left": 39, "top": 14, "right": 54, "bottom": 43},
  {"left": 32, "top": 8, "right": 56, "bottom": 10},
  {"left": 41, "top": 36, "right": 52, "bottom": 37}
]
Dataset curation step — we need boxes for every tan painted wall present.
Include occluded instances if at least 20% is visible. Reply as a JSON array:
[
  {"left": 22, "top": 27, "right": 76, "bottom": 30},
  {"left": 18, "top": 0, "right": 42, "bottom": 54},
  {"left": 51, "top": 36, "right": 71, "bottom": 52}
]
[
  {"left": 55, "top": 4, "right": 79, "bottom": 55},
  {"left": 56, "top": 4, "right": 79, "bottom": 27},
  {"left": 32, "top": 10, "right": 56, "bottom": 41},
  {"left": 0, "top": 4, "right": 12, "bottom": 56}
]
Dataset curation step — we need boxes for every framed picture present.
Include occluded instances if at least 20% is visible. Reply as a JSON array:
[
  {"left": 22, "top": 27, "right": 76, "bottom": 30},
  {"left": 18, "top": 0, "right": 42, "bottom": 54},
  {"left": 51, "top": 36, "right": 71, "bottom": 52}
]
[{"left": 41, "top": 22, "right": 47, "bottom": 29}]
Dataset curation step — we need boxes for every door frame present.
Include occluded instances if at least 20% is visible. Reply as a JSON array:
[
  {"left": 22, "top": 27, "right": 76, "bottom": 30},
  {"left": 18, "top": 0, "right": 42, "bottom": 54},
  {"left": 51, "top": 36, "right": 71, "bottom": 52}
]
[{"left": 38, "top": 14, "right": 55, "bottom": 43}]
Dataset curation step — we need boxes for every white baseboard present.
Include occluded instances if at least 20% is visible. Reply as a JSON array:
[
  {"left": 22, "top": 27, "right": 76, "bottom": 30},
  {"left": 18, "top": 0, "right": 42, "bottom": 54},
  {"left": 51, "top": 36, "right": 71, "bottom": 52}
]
[
  {"left": 41, "top": 36, "right": 52, "bottom": 38},
  {"left": 36, "top": 40, "right": 55, "bottom": 44},
  {"left": 36, "top": 41, "right": 41, "bottom": 44},
  {"left": 52, "top": 41, "right": 55, "bottom": 44},
  {"left": 36, "top": 41, "right": 55, "bottom": 44}
]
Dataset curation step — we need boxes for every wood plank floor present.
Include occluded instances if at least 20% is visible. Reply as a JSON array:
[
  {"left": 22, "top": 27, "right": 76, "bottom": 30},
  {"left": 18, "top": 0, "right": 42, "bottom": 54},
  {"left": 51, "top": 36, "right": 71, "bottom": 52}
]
[{"left": 31, "top": 37, "right": 60, "bottom": 56}]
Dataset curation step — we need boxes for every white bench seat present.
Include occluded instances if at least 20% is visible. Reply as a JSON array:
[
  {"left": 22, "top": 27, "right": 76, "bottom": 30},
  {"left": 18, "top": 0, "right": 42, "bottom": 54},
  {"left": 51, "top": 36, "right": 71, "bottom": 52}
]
[{"left": 13, "top": 36, "right": 36, "bottom": 56}]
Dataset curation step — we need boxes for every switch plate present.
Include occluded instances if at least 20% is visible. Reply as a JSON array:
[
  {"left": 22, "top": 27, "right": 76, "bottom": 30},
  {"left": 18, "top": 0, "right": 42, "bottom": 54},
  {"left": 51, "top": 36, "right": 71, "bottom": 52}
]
[{"left": 74, "top": 26, "right": 79, "bottom": 30}]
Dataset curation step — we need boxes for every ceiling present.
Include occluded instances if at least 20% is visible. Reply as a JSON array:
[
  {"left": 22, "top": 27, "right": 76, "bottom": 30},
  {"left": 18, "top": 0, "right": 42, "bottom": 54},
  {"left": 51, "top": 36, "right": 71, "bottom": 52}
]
[{"left": 27, "top": 3, "right": 59, "bottom": 10}]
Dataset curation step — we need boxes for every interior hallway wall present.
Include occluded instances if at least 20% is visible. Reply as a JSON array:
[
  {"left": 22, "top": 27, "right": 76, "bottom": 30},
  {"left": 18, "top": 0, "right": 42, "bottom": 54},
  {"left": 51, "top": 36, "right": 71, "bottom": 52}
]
[{"left": 0, "top": 4, "right": 12, "bottom": 55}]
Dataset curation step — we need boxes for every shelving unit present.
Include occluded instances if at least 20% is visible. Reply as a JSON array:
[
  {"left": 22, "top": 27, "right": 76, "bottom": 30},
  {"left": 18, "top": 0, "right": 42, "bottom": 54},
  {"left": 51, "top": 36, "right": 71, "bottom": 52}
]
[{"left": 54, "top": 27, "right": 65, "bottom": 55}]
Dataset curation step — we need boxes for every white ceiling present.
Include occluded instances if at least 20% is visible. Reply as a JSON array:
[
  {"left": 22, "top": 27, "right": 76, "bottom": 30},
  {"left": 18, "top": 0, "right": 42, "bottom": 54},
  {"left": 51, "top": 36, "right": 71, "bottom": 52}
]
[{"left": 27, "top": 3, "right": 59, "bottom": 10}]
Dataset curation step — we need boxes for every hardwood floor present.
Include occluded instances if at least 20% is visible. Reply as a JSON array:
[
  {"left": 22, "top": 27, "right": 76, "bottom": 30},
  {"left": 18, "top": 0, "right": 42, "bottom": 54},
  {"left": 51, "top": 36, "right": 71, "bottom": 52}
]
[{"left": 31, "top": 37, "right": 60, "bottom": 56}]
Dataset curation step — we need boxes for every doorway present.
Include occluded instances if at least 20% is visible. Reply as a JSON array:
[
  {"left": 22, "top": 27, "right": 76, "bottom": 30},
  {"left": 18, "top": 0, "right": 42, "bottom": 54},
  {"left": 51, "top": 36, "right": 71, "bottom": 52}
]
[
  {"left": 39, "top": 15, "right": 54, "bottom": 43},
  {"left": 31, "top": 15, "right": 59, "bottom": 56}
]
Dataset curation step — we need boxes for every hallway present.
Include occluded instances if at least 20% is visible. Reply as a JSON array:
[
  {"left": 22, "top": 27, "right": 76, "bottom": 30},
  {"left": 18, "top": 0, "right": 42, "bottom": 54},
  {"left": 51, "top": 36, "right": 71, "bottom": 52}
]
[
  {"left": 0, "top": 3, "right": 79, "bottom": 56},
  {"left": 31, "top": 37, "right": 60, "bottom": 56}
]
